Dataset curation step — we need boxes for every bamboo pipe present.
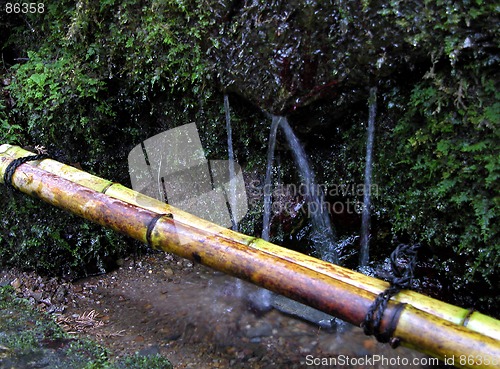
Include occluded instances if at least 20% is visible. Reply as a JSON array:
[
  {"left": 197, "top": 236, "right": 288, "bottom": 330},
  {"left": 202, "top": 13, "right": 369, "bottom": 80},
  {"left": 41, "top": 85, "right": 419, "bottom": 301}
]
[
  {"left": 2, "top": 144, "right": 498, "bottom": 342},
  {"left": 1, "top": 145, "right": 499, "bottom": 369}
]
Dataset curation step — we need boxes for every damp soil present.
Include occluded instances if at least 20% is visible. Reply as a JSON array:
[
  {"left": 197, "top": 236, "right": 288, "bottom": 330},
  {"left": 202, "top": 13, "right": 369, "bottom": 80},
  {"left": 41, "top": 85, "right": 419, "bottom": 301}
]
[{"left": 1, "top": 251, "right": 439, "bottom": 368}]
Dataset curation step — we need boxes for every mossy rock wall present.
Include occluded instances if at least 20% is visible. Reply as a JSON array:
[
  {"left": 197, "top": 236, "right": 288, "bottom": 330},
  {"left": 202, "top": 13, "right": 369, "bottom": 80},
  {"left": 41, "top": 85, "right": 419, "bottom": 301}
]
[{"left": 0, "top": 0, "right": 498, "bottom": 314}]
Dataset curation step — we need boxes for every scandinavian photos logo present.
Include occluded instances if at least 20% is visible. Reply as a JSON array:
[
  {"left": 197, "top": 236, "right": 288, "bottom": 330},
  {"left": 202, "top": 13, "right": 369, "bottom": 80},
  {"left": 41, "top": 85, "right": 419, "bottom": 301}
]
[
  {"left": 247, "top": 181, "right": 379, "bottom": 217},
  {"left": 128, "top": 123, "right": 248, "bottom": 228}
]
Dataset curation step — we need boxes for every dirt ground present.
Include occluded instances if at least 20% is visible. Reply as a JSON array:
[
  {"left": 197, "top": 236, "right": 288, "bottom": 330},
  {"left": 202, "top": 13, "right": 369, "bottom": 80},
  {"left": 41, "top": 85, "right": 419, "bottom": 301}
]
[{"left": 2, "top": 251, "right": 439, "bottom": 368}]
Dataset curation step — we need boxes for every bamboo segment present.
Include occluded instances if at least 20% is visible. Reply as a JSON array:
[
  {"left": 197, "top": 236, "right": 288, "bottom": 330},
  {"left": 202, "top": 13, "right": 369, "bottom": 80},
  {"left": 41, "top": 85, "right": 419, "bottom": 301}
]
[
  {"left": 395, "top": 306, "right": 500, "bottom": 367},
  {"left": 1, "top": 145, "right": 499, "bottom": 368},
  {"left": 2, "top": 144, "right": 498, "bottom": 342}
]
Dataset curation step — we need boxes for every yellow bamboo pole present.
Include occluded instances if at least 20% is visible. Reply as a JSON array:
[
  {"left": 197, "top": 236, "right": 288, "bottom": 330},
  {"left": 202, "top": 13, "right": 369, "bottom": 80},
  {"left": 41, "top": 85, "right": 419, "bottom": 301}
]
[
  {"left": 2, "top": 145, "right": 497, "bottom": 342},
  {"left": 1, "top": 144, "right": 499, "bottom": 369}
]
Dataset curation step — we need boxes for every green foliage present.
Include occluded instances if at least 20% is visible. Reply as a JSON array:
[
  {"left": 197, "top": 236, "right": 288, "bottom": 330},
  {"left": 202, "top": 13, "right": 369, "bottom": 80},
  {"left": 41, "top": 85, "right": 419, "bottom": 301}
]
[
  {"left": 0, "top": 104, "right": 23, "bottom": 144},
  {"left": 371, "top": 8, "right": 500, "bottom": 310},
  {"left": 65, "top": 340, "right": 173, "bottom": 369},
  {"left": 8, "top": 50, "right": 113, "bottom": 148},
  {"left": 60, "top": 0, "right": 215, "bottom": 106},
  {"left": 0, "top": 122, "right": 23, "bottom": 144},
  {"left": 0, "top": 286, "right": 66, "bottom": 356},
  {"left": 6, "top": 0, "right": 219, "bottom": 175},
  {"left": 391, "top": 70, "right": 499, "bottom": 281},
  {"left": 113, "top": 353, "right": 173, "bottom": 369},
  {"left": 0, "top": 76, "right": 23, "bottom": 144}
]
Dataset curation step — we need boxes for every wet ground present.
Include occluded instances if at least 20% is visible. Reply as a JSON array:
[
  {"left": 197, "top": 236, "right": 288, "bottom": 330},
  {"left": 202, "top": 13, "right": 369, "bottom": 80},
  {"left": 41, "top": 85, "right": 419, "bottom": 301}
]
[{"left": 2, "top": 251, "right": 441, "bottom": 368}]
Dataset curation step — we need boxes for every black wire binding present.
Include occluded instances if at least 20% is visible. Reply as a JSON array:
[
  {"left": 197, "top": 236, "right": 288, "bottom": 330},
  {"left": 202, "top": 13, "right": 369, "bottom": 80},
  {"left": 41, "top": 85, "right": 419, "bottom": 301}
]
[
  {"left": 362, "top": 243, "right": 421, "bottom": 343},
  {"left": 146, "top": 213, "right": 174, "bottom": 247},
  {"left": 3, "top": 154, "right": 50, "bottom": 191}
]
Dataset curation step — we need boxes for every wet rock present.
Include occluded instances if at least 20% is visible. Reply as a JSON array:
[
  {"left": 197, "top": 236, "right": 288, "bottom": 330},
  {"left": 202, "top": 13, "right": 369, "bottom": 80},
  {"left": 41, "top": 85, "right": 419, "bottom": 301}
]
[
  {"left": 138, "top": 345, "right": 160, "bottom": 357},
  {"left": 53, "top": 285, "right": 67, "bottom": 304},
  {"left": 211, "top": 0, "right": 429, "bottom": 114},
  {"left": 0, "top": 279, "right": 10, "bottom": 287},
  {"left": 271, "top": 294, "right": 336, "bottom": 330},
  {"left": 0, "top": 344, "right": 12, "bottom": 357},
  {"left": 30, "top": 291, "right": 44, "bottom": 302},
  {"left": 246, "top": 289, "right": 273, "bottom": 315},
  {"left": 163, "top": 267, "right": 174, "bottom": 278},
  {"left": 11, "top": 277, "right": 22, "bottom": 290},
  {"left": 28, "top": 357, "right": 51, "bottom": 368},
  {"left": 133, "top": 335, "right": 145, "bottom": 343},
  {"left": 163, "top": 333, "right": 182, "bottom": 342},
  {"left": 243, "top": 322, "right": 273, "bottom": 340}
]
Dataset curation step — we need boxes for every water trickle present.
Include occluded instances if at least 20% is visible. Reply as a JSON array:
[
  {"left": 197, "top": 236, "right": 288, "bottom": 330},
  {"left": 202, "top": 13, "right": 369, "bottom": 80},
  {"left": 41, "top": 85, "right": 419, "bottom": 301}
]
[
  {"left": 359, "top": 87, "right": 377, "bottom": 267},
  {"left": 257, "top": 116, "right": 283, "bottom": 310},
  {"left": 277, "top": 116, "right": 338, "bottom": 264},
  {"left": 224, "top": 94, "right": 239, "bottom": 232},
  {"left": 225, "top": 94, "right": 246, "bottom": 299},
  {"left": 262, "top": 116, "right": 281, "bottom": 241}
]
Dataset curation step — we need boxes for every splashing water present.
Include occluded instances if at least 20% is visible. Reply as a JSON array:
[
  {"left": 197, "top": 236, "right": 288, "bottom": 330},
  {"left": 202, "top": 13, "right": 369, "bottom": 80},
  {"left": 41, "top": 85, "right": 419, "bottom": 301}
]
[
  {"left": 359, "top": 87, "right": 377, "bottom": 267},
  {"left": 275, "top": 116, "right": 338, "bottom": 264},
  {"left": 224, "top": 94, "right": 239, "bottom": 232}
]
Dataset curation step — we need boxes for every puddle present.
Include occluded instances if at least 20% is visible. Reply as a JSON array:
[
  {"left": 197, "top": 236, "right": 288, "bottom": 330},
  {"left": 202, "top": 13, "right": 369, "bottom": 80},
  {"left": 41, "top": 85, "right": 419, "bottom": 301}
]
[{"left": 61, "top": 252, "right": 437, "bottom": 368}]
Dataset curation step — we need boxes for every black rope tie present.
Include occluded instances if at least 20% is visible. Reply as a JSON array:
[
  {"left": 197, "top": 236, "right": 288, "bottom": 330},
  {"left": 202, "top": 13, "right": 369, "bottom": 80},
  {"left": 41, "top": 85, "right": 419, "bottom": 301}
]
[
  {"left": 3, "top": 154, "right": 50, "bottom": 191},
  {"left": 362, "top": 243, "right": 421, "bottom": 345},
  {"left": 146, "top": 213, "right": 174, "bottom": 247}
]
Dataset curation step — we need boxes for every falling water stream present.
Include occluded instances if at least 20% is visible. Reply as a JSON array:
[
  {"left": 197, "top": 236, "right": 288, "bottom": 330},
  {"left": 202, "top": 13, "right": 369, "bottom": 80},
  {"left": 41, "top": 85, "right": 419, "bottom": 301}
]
[
  {"left": 277, "top": 116, "right": 338, "bottom": 264},
  {"left": 253, "top": 116, "right": 339, "bottom": 326},
  {"left": 224, "top": 94, "right": 239, "bottom": 232},
  {"left": 225, "top": 93, "right": 371, "bottom": 328},
  {"left": 359, "top": 87, "right": 377, "bottom": 267}
]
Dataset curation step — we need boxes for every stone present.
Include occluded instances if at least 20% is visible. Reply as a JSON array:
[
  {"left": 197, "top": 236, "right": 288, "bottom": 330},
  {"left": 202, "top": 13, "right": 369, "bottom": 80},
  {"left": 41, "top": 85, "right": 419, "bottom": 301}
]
[
  {"left": 53, "top": 286, "right": 67, "bottom": 304},
  {"left": 163, "top": 268, "right": 174, "bottom": 278},
  {"left": 210, "top": 1, "right": 428, "bottom": 115},
  {"left": 244, "top": 322, "right": 273, "bottom": 339},
  {"left": 271, "top": 293, "right": 336, "bottom": 330},
  {"left": 30, "top": 291, "right": 43, "bottom": 302},
  {"left": 10, "top": 278, "right": 21, "bottom": 290},
  {"left": 133, "top": 335, "right": 145, "bottom": 342},
  {"left": 138, "top": 345, "right": 160, "bottom": 357}
]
